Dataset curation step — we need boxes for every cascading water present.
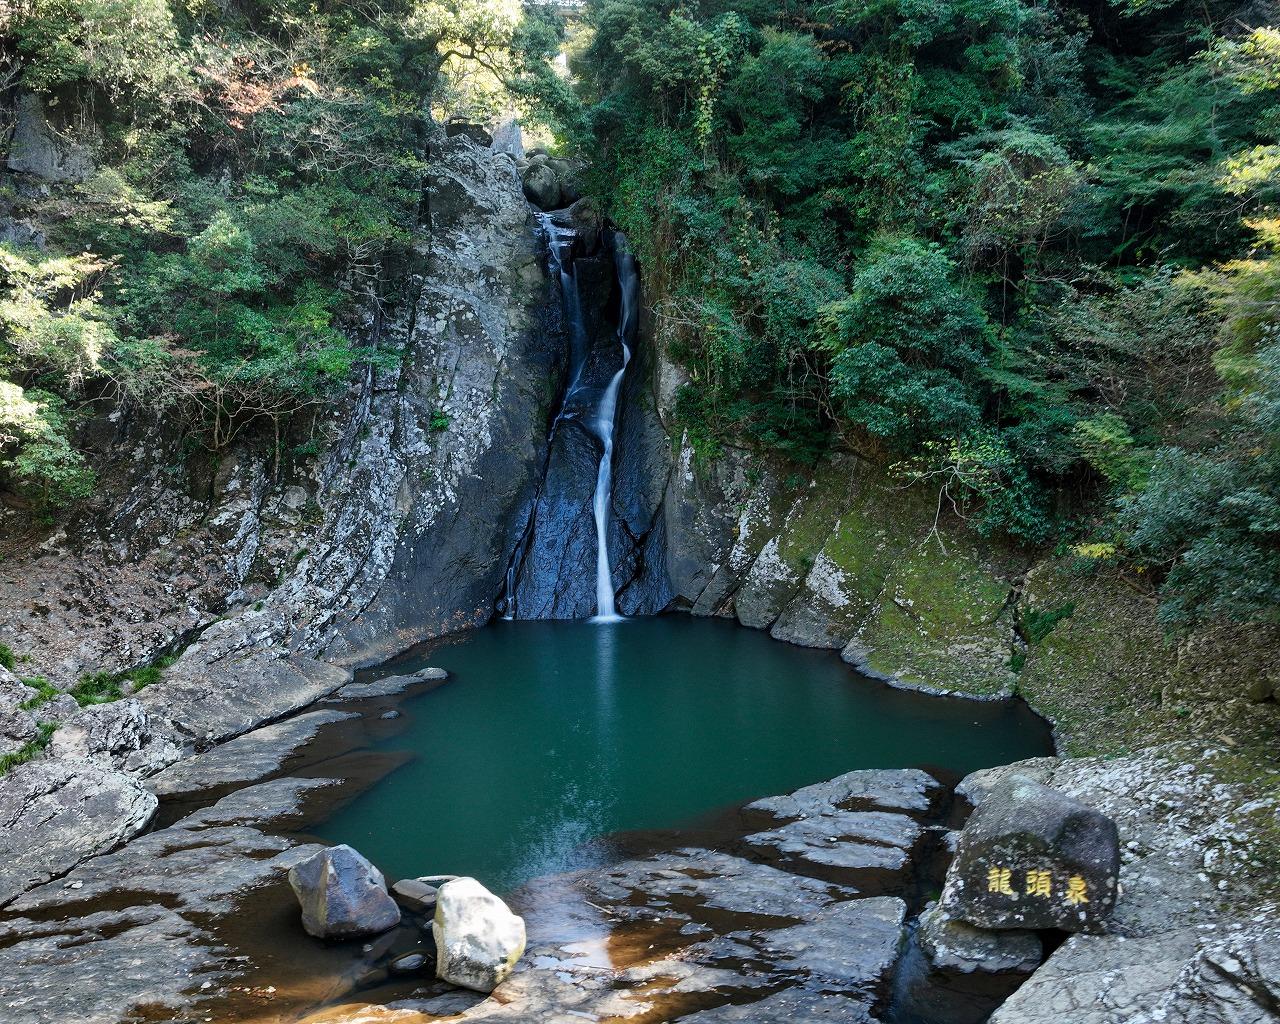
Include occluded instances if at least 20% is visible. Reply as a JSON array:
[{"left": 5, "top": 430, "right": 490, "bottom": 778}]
[
  {"left": 589, "top": 237, "right": 638, "bottom": 621},
  {"left": 500, "top": 215, "right": 643, "bottom": 621}
]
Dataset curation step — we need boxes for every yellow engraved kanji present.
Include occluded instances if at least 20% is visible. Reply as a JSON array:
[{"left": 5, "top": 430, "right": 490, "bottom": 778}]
[
  {"left": 987, "top": 866, "right": 1014, "bottom": 895},
  {"left": 1026, "top": 869, "right": 1053, "bottom": 898},
  {"left": 1065, "top": 875, "right": 1090, "bottom": 905}
]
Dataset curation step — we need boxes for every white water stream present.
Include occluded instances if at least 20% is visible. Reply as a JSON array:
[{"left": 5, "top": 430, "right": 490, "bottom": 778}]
[{"left": 590, "top": 236, "right": 638, "bottom": 621}]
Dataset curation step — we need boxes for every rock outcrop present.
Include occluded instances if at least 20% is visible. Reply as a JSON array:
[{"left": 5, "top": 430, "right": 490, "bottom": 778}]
[
  {"left": 6, "top": 93, "right": 95, "bottom": 182},
  {"left": 289, "top": 844, "right": 401, "bottom": 940},
  {"left": 48, "top": 699, "right": 182, "bottom": 776},
  {"left": 0, "top": 777, "right": 333, "bottom": 1024},
  {"left": 0, "top": 758, "right": 156, "bottom": 906},
  {"left": 0, "top": 123, "right": 557, "bottom": 692},
  {"left": 940, "top": 774, "right": 1120, "bottom": 932}
]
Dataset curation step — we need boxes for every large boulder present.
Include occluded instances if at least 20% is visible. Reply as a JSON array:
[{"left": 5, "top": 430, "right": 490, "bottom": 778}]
[
  {"left": 49, "top": 699, "right": 182, "bottom": 776},
  {"left": 521, "top": 162, "right": 562, "bottom": 210},
  {"left": 432, "top": 877, "right": 526, "bottom": 992},
  {"left": 940, "top": 774, "right": 1120, "bottom": 932},
  {"left": 288, "top": 844, "right": 401, "bottom": 940}
]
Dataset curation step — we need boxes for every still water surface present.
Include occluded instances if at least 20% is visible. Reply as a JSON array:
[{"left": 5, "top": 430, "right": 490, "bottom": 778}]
[{"left": 314, "top": 617, "right": 1051, "bottom": 892}]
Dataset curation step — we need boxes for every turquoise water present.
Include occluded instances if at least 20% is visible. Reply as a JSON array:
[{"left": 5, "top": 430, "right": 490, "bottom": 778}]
[{"left": 313, "top": 617, "right": 1050, "bottom": 893}]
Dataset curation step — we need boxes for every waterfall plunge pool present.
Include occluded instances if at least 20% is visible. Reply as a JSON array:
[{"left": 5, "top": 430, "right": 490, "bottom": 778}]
[{"left": 311, "top": 616, "right": 1052, "bottom": 894}]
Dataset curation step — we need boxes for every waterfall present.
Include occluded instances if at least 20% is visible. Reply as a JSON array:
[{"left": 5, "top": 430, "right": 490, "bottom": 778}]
[
  {"left": 502, "top": 218, "right": 642, "bottom": 621},
  {"left": 590, "top": 237, "right": 638, "bottom": 621}
]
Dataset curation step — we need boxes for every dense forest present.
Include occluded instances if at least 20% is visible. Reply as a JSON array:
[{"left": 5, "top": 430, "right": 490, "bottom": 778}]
[
  {"left": 565, "top": 0, "right": 1280, "bottom": 629},
  {"left": 2, "top": 0, "right": 1278, "bottom": 630}
]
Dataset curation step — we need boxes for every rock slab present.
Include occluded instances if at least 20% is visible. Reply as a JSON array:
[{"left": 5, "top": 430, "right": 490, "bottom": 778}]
[
  {"left": 917, "top": 901, "right": 1042, "bottom": 975},
  {"left": 941, "top": 774, "right": 1119, "bottom": 931},
  {"left": 432, "top": 877, "right": 526, "bottom": 993},
  {"left": 289, "top": 844, "right": 401, "bottom": 940},
  {"left": 0, "top": 758, "right": 157, "bottom": 905}
]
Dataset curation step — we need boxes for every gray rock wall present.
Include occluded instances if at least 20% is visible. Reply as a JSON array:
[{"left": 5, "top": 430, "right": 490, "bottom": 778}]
[{"left": 0, "top": 127, "right": 560, "bottom": 686}]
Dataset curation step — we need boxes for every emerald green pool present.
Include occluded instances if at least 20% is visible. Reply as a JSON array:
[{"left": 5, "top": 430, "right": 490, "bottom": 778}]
[{"left": 314, "top": 617, "right": 1051, "bottom": 893}]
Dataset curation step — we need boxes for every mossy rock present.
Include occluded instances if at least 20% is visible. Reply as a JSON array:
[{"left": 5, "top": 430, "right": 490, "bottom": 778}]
[
  {"left": 844, "top": 537, "right": 1018, "bottom": 696},
  {"left": 771, "top": 471, "right": 924, "bottom": 647},
  {"left": 1015, "top": 560, "right": 1171, "bottom": 756}
]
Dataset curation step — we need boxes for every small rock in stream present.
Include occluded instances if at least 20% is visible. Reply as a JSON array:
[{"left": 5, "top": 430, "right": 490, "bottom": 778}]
[
  {"left": 917, "top": 901, "right": 1042, "bottom": 975},
  {"left": 288, "top": 844, "right": 401, "bottom": 940},
  {"left": 392, "top": 878, "right": 439, "bottom": 913},
  {"left": 389, "top": 950, "right": 432, "bottom": 975}
]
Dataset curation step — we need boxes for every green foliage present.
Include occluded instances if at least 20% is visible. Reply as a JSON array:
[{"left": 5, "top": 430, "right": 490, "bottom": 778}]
[
  {"left": 821, "top": 238, "right": 990, "bottom": 446},
  {"left": 0, "top": 722, "right": 58, "bottom": 778},
  {"left": 575, "top": 0, "right": 1280, "bottom": 624},
  {"left": 430, "top": 409, "right": 451, "bottom": 432},
  {"left": 17, "top": 677, "right": 59, "bottom": 711},
  {"left": 0, "top": 643, "right": 13, "bottom": 671},
  {"left": 70, "top": 654, "right": 176, "bottom": 706},
  {"left": 1, "top": 0, "right": 561, "bottom": 512},
  {"left": 1023, "top": 602, "right": 1077, "bottom": 644}
]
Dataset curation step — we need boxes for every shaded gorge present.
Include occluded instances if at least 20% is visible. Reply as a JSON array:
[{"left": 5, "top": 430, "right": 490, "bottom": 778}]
[{"left": 312, "top": 616, "right": 1051, "bottom": 894}]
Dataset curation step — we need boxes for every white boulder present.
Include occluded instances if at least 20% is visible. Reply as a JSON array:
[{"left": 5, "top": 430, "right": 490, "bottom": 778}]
[{"left": 432, "top": 877, "right": 526, "bottom": 992}]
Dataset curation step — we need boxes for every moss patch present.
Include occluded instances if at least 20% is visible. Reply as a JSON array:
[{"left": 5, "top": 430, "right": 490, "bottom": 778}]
[
  {"left": 0, "top": 721, "right": 57, "bottom": 777},
  {"left": 852, "top": 538, "right": 1017, "bottom": 695}
]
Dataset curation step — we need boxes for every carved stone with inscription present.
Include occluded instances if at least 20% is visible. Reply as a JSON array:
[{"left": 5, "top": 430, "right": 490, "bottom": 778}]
[{"left": 939, "top": 774, "right": 1119, "bottom": 932}]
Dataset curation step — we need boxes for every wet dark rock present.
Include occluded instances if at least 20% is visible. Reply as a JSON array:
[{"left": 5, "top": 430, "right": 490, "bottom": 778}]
[
  {"left": 743, "top": 809, "right": 922, "bottom": 886},
  {"left": 769, "top": 895, "right": 906, "bottom": 987},
  {"left": 289, "top": 844, "right": 401, "bottom": 940},
  {"left": 337, "top": 667, "right": 447, "bottom": 700},
  {"left": 391, "top": 877, "right": 439, "bottom": 913},
  {"left": 48, "top": 698, "right": 182, "bottom": 776},
  {"left": 916, "top": 901, "right": 1042, "bottom": 975},
  {"left": 580, "top": 848, "right": 905, "bottom": 1018},
  {"left": 588, "top": 847, "right": 857, "bottom": 923},
  {"left": 747, "top": 767, "right": 944, "bottom": 820},
  {"left": 389, "top": 950, "right": 432, "bottom": 975},
  {"left": 675, "top": 989, "right": 876, "bottom": 1022},
  {"left": 146, "top": 708, "right": 357, "bottom": 798},
  {"left": 446, "top": 121, "right": 493, "bottom": 147},
  {"left": 941, "top": 774, "right": 1120, "bottom": 932},
  {"left": 0, "top": 778, "right": 332, "bottom": 1024},
  {"left": 509, "top": 418, "right": 604, "bottom": 619},
  {"left": 522, "top": 162, "right": 561, "bottom": 210},
  {"left": 0, "top": 758, "right": 157, "bottom": 906}
]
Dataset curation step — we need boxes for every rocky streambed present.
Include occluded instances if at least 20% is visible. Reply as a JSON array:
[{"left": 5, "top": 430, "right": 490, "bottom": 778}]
[{"left": 0, "top": 652, "right": 1275, "bottom": 1024}]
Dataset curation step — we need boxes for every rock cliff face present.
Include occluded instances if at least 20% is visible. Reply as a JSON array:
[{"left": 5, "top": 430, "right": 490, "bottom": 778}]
[
  {"left": 0, "top": 126, "right": 558, "bottom": 687},
  {"left": 0, "top": 127, "right": 565, "bottom": 895},
  {"left": 617, "top": 320, "right": 1280, "bottom": 746}
]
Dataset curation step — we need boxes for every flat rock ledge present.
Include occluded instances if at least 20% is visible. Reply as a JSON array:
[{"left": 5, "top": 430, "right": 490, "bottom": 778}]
[
  {"left": 0, "top": 758, "right": 157, "bottom": 906},
  {"left": 0, "top": 777, "right": 334, "bottom": 1024}
]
